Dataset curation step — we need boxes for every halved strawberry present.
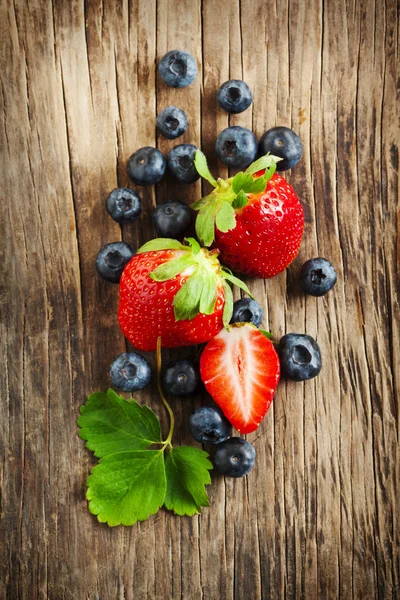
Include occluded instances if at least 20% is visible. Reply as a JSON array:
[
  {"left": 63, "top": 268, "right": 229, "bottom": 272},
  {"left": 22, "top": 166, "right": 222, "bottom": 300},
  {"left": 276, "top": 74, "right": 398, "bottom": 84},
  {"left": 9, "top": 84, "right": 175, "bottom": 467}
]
[{"left": 200, "top": 324, "right": 280, "bottom": 434}]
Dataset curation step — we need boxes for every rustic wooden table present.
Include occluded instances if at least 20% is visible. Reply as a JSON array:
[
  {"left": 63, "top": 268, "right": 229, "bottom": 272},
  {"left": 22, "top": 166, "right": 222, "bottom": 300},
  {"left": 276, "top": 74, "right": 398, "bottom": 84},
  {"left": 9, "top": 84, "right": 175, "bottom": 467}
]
[{"left": 1, "top": 0, "right": 399, "bottom": 598}]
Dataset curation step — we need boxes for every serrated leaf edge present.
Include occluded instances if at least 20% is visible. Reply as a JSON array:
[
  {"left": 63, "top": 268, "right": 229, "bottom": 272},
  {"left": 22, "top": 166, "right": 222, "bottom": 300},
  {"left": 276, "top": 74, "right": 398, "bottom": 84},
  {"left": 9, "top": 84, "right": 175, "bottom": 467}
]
[{"left": 86, "top": 449, "right": 166, "bottom": 527}]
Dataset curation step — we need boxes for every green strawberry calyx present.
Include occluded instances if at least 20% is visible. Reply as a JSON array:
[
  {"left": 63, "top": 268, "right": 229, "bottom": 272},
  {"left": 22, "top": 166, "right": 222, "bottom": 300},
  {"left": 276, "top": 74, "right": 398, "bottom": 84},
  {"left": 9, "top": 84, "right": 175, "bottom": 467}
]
[
  {"left": 192, "top": 150, "right": 283, "bottom": 247},
  {"left": 137, "top": 237, "right": 253, "bottom": 326}
]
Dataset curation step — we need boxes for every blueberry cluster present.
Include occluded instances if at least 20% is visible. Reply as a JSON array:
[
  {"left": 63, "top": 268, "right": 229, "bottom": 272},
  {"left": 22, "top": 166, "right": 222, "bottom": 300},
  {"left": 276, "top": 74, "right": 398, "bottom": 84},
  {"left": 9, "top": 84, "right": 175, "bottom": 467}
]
[
  {"left": 190, "top": 407, "right": 256, "bottom": 478},
  {"left": 129, "top": 51, "right": 304, "bottom": 180},
  {"left": 161, "top": 359, "right": 256, "bottom": 478}
]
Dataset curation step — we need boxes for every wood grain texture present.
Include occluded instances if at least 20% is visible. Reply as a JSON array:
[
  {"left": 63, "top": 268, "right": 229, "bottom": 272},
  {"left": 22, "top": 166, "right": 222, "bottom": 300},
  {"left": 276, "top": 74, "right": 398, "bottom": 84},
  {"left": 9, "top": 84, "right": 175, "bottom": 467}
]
[{"left": 1, "top": 0, "right": 399, "bottom": 598}]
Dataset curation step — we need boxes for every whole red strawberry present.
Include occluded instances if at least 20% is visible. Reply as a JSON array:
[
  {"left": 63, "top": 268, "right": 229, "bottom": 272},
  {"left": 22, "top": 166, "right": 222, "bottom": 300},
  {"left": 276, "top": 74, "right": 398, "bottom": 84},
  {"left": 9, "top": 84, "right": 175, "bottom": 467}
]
[
  {"left": 200, "top": 323, "right": 280, "bottom": 433},
  {"left": 192, "top": 151, "right": 304, "bottom": 278},
  {"left": 118, "top": 238, "right": 252, "bottom": 351}
]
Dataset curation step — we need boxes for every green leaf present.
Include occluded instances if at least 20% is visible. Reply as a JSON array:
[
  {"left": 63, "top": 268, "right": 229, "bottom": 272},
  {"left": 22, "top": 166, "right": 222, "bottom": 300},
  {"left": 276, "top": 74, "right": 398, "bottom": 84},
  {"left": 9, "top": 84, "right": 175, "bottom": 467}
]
[
  {"left": 222, "top": 271, "right": 254, "bottom": 299},
  {"left": 194, "top": 150, "right": 218, "bottom": 187},
  {"left": 232, "top": 190, "right": 249, "bottom": 209},
  {"left": 231, "top": 172, "right": 254, "bottom": 194},
  {"left": 164, "top": 447, "right": 212, "bottom": 516},
  {"left": 199, "top": 272, "right": 218, "bottom": 314},
  {"left": 265, "top": 160, "right": 277, "bottom": 181},
  {"left": 150, "top": 254, "right": 195, "bottom": 282},
  {"left": 87, "top": 450, "right": 166, "bottom": 526},
  {"left": 185, "top": 237, "right": 201, "bottom": 255},
  {"left": 172, "top": 268, "right": 204, "bottom": 321},
  {"left": 191, "top": 193, "right": 213, "bottom": 211},
  {"left": 222, "top": 280, "right": 233, "bottom": 326},
  {"left": 247, "top": 174, "right": 268, "bottom": 194},
  {"left": 195, "top": 202, "right": 219, "bottom": 247},
  {"left": 244, "top": 153, "right": 283, "bottom": 175},
  {"left": 137, "top": 238, "right": 186, "bottom": 254},
  {"left": 260, "top": 329, "right": 273, "bottom": 339},
  {"left": 78, "top": 390, "right": 161, "bottom": 457},
  {"left": 215, "top": 202, "right": 236, "bottom": 233}
]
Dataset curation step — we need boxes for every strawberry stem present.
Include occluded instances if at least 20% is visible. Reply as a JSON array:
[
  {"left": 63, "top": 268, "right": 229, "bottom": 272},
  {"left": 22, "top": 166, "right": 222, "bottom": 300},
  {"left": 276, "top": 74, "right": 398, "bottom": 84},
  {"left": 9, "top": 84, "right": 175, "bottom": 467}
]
[{"left": 156, "top": 336, "right": 174, "bottom": 449}]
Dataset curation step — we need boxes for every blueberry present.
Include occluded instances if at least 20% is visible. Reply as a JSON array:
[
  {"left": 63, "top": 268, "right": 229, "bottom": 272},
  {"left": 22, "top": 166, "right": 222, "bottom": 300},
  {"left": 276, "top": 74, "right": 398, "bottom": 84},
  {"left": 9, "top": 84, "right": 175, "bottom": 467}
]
[
  {"left": 189, "top": 406, "right": 232, "bottom": 444},
  {"left": 259, "top": 126, "right": 303, "bottom": 171},
  {"left": 214, "top": 437, "right": 256, "bottom": 477},
  {"left": 299, "top": 258, "right": 337, "bottom": 297},
  {"left": 167, "top": 144, "right": 200, "bottom": 183},
  {"left": 156, "top": 106, "right": 188, "bottom": 139},
  {"left": 106, "top": 188, "right": 141, "bottom": 224},
  {"left": 215, "top": 126, "right": 257, "bottom": 168},
  {"left": 153, "top": 201, "right": 192, "bottom": 238},
  {"left": 158, "top": 50, "right": 197, "bottom": 88},
  {"left": 278, "top": 333, "right": 322, "bottom": 381},
  {"left": 217, "top": 80, "right": 252, "bottom": 114},
  {"left": 96, "top": 242, "right": 135, "bottom": 283},
  {"left": 110, "top": 352, "right": 152, "bottom": 392},
  {"left": 162, "top": 359, "right": 200, "bottom": 397},
  {"left": 127, "top": 147, "right": 166, "bottom": 186},
  {"left": 231, "top": 298, "right": 263, "bottom": 327}
]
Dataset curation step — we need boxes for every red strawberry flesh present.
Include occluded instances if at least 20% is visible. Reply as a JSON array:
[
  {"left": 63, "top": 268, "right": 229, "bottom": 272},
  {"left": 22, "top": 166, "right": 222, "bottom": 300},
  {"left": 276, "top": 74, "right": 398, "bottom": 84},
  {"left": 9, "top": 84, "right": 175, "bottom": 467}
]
[{"left": 200, "top": 324, "right": 280, "bottom": 433}]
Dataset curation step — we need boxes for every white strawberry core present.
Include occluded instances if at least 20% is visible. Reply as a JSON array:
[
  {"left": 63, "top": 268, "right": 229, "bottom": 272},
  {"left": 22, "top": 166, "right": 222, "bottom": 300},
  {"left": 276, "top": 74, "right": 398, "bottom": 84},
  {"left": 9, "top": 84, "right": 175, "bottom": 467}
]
[{"left": 216, "top": 326, "right": 256, "bottom": 422}]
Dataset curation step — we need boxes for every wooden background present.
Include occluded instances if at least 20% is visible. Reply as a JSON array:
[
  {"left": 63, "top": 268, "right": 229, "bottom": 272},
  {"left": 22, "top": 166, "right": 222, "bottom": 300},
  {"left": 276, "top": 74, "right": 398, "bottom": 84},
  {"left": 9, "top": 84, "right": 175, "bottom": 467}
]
[{"left": 1, "top": 0, "right": 399, "bottom": 598}]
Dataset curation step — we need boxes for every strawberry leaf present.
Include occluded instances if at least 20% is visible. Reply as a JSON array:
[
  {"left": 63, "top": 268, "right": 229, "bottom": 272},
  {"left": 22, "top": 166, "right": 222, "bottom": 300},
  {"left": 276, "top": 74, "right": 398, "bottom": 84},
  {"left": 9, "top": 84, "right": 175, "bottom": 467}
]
[
  {"left": 78, "top": 390, "right": 161, "bottom": 457},
  {"left": 215, "top": 202, "right": 236, "bottom": 232},
  {"left": 222, "top": 271, "right": 254, "bottom": 299},
  {"left": 185, "top": 237, "right": 201, "bottom": 255},
  {"left": 232, "top": 172, "right": 254, "bottom": 194},
  {"left": 265, "top": 161, "right": 277, "bottom": 181},
  {"left": 86, "top": 450, "right": 166, "bottom": 526},
  {"left": 164, "top": 447, "right": 212, "bottom": 516},
  {"left": 232, "top": 190, "right": 249, "bottom": 209},
  {"left": 195, "top": 202, "right": 219, "bottom": 247},
  {"left": 246, "top": 174, "right": 268, "bottom": 194},
  {"left": 191, "top": 194, "right": 211, "bottom": 211},
  {"left": 149, "top": 254, "right": 195, "bottom": 282},
  {"left": 260, "top": 329, "right": 273, "bottom": 339},
  {"left": 137, "top": 238, "right": 187, "bottom": 253},
  {"left": 244, "top": 153, "right": 282, "bottom": 175},
  {"left": 172, "top": 268, "right": 204, "bottom": 321},
  {"left": 194, "top": 150, "right": 218, "bottom": 188},
  {"left": 79, "top": 388, "right": 214, "bottom": 527},
  {"left": 222, "top": 280, "right": 234, "bottom": 326},
  {"left": 199, "top": 272, "right": 218, "bottom": 314}
]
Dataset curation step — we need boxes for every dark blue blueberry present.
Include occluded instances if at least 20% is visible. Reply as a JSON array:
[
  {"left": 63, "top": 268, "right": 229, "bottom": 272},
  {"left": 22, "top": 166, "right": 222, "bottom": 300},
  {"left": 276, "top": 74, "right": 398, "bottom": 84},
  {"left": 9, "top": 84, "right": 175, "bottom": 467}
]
[
  {"left": 189, "top": 406, "right": 232, "bottom": 444},
  {"left": 299, "top": 257, "right": 337, "bottom": 297},
  {"left": 156, "top": 106, "right": 188, "bottom": 139},
  {"left": 106, "top": 188, "right": 141, "bottom": 224},
  {"left": 278, "top": 333, "right": 322, "bottom": 381},
  {"left": 153, "top": 200, "right": 192, "bottom": 238},
  {"left": 158, "top": 50, "right": 197, "bottom": 88},
  {"left": 110, "top": 352, "right": 152, "bottom": 392},
  {"left": 127, "top": 147, "right": 166, "bottom": 186},
  {"left": 231, "top": 298, "right": 263, "bottom": 327},
  {"left": 162, "top": 359, "right": 200, "bottom": 397},
  {"left": 217, "top": 80, "right": 252, "bottom": 114},
  {"left": 96, "top": 242, "right": 135, "bottom": 283},
  {"left": 259, "top": 126, "right": 303, "bottom": 171},
  {"left": 214, "top": 437, "right": 256, "bottom": 477},
  {"left": 167, "top": 144, "right": 199, "bottom": 183},
  {"left": 215, "top": 126, "right": 257, "bottom": 168}
]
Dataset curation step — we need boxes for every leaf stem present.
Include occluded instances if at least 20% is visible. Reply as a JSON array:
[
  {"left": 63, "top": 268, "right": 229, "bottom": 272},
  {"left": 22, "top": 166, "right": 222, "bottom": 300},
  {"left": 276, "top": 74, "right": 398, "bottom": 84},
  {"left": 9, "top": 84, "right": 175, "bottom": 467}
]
[{"left": 156, "top": 337, "right": 175, "bottom": 449}]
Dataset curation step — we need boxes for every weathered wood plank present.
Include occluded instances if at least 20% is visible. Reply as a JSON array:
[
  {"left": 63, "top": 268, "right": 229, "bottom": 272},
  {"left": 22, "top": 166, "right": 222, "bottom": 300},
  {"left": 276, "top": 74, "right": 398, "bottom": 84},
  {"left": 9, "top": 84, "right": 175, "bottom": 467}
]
[{"left": 0, "top": 0, "right": 398, "bottom": 598}]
